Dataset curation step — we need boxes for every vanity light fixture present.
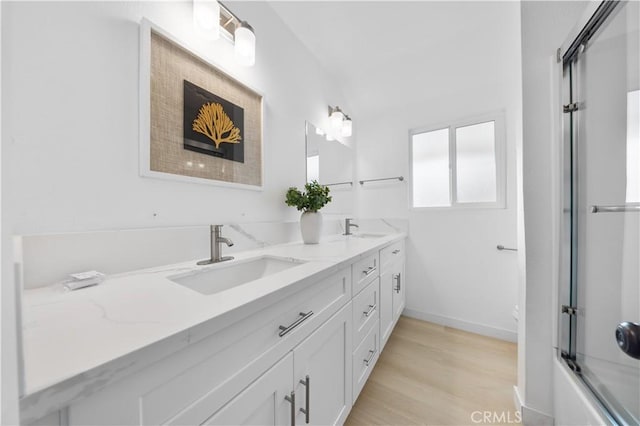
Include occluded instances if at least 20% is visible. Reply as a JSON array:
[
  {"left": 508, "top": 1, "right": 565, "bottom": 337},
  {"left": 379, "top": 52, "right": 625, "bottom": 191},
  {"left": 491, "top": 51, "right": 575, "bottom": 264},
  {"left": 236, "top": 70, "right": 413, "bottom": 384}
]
[
  {"left": 193, "top": 0, "right": 256, "bottom": 67},
  {"left": 193, "top": 0, "right": 221, "bottom": 40},
  {"left": 341, "top": 115, "right": 353, "bottom": 138},
  {"left": 329, "top": 106, "right": 345, "bottom": 131},
  {"left": 234, "top": 21, "right": 256, "bottom": 67},
  {"left": 328, "top": 105, "right": 353, "bottom": 138}
]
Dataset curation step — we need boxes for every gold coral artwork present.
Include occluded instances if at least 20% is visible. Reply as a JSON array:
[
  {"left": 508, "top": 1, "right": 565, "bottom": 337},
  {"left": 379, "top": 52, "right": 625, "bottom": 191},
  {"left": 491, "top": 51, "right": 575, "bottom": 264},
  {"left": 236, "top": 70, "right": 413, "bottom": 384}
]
[
  {"left": 192, "top": 102, "right": 242, "bottom": 148},
  {"left": 183, "top": 80, "right": 246, "bottom": 163}
]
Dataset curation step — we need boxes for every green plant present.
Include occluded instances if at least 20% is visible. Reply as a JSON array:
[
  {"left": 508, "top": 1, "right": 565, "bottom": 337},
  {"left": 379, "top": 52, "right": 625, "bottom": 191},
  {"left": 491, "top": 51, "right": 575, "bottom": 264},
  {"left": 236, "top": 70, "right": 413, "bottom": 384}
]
[{"left": 285, "top": 180, "right": 332, "bottom": 213}]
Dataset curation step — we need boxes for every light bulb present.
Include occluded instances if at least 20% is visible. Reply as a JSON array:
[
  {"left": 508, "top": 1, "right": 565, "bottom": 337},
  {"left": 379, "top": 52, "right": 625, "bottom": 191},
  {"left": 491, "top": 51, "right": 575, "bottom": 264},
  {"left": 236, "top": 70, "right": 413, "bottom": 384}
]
[
  {"left": 330, "top": 108, "right": 344, "bottom": 131},
  {"left": 193, "top": 0, "right": 220, "bottom": 40},
  {"left": 341, "top": 117, "right": 352, "bottom": 137},
  {"left": 235, "top": 21, "right": 256, "bottom": 66}
]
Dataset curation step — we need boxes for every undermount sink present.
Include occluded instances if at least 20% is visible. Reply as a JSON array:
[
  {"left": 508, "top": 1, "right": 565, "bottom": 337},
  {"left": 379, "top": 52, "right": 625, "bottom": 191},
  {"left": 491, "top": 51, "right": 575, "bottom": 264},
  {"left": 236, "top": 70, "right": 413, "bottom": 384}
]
[{"left": 169, "top": 256, "right": 306, "bottom": 295}]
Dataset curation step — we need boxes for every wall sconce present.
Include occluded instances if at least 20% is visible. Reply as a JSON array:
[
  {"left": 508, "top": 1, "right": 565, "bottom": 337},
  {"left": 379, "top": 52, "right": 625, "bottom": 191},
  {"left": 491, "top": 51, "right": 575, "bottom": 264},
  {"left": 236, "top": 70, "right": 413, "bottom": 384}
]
[
  {"left": 328, "top": 105, "right": 353, "bottom": 138},
  {"left": 193, "top": 0, "right": 256, "bottom": 67}
]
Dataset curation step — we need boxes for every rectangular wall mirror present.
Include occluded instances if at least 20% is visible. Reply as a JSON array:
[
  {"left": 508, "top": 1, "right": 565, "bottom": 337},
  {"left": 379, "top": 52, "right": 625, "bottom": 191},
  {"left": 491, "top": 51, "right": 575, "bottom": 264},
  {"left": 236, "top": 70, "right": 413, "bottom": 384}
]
[{"left": 305, "top": 121, "right": 354, "bottom": 214}]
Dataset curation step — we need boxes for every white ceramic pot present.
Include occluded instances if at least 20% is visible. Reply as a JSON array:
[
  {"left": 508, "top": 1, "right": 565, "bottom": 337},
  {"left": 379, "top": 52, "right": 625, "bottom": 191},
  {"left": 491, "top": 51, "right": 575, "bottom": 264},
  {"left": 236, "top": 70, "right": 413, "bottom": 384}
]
[{"left": 300, "top": 211, "right": 323, "bottom": 244}]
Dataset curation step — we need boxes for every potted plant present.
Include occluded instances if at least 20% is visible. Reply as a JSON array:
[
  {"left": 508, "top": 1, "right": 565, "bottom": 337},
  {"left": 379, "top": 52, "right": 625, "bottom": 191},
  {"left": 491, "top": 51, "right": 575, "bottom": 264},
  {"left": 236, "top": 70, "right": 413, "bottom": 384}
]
[{"left": 285, "top": 181, "right": 332, "bottom": 244}]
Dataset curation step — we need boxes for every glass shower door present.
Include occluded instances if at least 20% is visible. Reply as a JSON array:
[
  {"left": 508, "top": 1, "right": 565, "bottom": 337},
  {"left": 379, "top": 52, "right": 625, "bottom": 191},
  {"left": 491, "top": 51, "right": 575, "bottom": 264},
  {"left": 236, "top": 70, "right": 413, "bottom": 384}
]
[{"left": 568, "top": 1, "right": 640, "bottom": 423}]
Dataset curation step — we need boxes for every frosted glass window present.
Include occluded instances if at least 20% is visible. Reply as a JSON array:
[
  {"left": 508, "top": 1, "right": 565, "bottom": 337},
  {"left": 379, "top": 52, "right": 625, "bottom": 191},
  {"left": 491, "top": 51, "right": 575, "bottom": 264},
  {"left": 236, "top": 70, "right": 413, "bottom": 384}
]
[
  {"left": 412, "top": 128, "right": 450, "bottom": 207},
  {"left": 626, "top": 90, "right": 639, "bottom": 203},
  {"left": 455, "top": 121, "right": 497, "bottom": 203},
  {"left": 306, "top": 155, "right": 319, "bottom": 183},
  {"left": 411, "top": 115, "right": 504, "bottom": 209}
]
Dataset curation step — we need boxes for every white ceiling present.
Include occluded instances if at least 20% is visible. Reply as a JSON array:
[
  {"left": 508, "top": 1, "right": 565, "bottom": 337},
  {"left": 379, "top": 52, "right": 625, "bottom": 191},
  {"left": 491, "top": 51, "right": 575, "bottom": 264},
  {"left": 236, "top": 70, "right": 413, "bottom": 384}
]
[{"left": 268, "top": 1, "right": 521, "bottom": 118}]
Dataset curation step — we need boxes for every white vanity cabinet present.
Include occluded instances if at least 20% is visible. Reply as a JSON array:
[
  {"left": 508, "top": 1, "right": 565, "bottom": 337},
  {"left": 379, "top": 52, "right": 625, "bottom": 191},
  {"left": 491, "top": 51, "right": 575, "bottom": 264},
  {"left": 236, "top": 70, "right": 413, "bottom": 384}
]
[
  {"left": 23, "top": 236, "right": 407, "bottom": 426},
  {"left": 379, "top": 240, "right": 405, "bottom": 349},
  {"left": 64, "top": 269, "right": 352, "bottom": 426}
]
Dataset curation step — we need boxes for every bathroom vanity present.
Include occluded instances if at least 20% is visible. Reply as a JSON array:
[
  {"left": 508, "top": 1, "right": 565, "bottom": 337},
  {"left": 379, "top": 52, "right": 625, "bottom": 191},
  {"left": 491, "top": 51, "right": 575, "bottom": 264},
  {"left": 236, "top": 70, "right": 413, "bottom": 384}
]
[{"left": 21, "top": 233, "right": 406, "bottom": 426}]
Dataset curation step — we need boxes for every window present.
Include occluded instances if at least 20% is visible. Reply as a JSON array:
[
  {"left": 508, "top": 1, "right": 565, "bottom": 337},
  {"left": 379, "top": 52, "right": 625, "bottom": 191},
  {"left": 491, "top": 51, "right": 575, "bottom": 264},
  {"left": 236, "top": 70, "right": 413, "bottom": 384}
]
[{"left": 410, "top": 115, "right": 505, "bottom": 209}]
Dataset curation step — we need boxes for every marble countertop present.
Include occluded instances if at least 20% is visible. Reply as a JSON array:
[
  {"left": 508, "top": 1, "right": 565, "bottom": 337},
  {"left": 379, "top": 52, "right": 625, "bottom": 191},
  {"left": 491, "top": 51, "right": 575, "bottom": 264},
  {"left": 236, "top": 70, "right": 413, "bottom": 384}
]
[{"left": 20, "top": 231, "right": 405, "bottom": 418}]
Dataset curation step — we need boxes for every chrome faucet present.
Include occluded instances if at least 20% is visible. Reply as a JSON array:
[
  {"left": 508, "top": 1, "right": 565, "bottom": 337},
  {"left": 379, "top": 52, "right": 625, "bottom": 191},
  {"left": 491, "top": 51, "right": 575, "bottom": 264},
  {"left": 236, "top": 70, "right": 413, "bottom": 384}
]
[
  {"left": 344, "top": 218, "right": 359, "bottom": 235},
  {"left": 198, "top": 225, "right": 234, "bottom": 265}
]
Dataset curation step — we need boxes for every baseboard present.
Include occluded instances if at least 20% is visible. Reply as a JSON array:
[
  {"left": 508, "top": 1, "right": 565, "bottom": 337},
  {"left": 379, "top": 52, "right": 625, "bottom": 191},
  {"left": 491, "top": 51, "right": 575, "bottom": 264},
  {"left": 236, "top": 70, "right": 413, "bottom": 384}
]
[{"left": 402, "top": 308, "right": 517, "bottom": 342}]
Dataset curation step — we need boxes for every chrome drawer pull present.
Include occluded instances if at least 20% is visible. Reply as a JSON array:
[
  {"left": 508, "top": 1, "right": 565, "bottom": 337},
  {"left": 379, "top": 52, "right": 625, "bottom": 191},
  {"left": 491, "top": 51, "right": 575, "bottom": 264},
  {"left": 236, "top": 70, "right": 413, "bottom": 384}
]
[
  {"left": 363, "top": 304, "right": 377, "bottom": 317},
  {"left": 393, "top": 273, "right": 401, "bottom": 293},
  {"left": 392, "top": 249, "right": 401, "bottom": 254},
  {"left": 284, "top": 391, "right": 296, "bottom": 426},
  {"left": 362, "top": 266, "right": 377, "bottom": 277},
  {"left": 279, "top": 311, "right": 314, "bottom": 337},
  {"left": 299, "top": 375, "right": 310, "bottom": 423},
  {"left": 364, "top": 349, "right": 376, "bottom": 366}
]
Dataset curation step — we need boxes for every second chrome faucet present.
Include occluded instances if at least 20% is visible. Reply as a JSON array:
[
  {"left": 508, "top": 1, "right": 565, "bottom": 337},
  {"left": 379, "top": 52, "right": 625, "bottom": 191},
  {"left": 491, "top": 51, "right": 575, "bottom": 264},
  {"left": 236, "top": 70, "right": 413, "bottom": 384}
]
[
  {"left": 198, "top": 225, "right": 234, "bottom": 265},
  {"left": 344, "top": 218, "right": 359, "bottom": 235}
]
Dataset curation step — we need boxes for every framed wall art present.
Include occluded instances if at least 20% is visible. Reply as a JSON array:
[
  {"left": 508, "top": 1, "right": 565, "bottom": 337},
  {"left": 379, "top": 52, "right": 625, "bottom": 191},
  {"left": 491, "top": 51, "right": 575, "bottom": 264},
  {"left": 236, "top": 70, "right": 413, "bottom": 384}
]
[{"left": 139, "top": 19, "right": 263, "bottom": 190}]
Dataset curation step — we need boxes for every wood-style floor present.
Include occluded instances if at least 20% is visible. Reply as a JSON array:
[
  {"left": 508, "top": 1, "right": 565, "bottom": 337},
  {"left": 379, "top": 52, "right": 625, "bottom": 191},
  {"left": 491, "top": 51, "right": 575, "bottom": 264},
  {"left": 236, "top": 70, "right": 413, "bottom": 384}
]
[{"left": 345, "top": 317, "right": 519, "bottom": 426}]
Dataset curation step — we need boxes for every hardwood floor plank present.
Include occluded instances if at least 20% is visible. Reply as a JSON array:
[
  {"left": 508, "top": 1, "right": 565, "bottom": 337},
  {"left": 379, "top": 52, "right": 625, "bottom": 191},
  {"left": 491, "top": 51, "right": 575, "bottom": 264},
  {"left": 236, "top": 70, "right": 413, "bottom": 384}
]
[{"left": 345, "top": 317, "right": 519, "bottom": 426}]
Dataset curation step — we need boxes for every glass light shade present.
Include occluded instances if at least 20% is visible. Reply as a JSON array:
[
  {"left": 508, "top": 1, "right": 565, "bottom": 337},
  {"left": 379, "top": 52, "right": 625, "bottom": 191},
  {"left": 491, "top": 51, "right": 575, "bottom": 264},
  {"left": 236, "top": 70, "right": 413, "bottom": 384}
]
[
  {"left": 235, "top": 21, "right": 256, "bottom": 66},
  {"left": 330, "top": 109, "right": 344, "bottom": 131},
  {"left": 341, "top": 117, "right": 353, "bottom": 137},
  {"left": 193, "top": 0, "right": 220, "bottom": 40}
]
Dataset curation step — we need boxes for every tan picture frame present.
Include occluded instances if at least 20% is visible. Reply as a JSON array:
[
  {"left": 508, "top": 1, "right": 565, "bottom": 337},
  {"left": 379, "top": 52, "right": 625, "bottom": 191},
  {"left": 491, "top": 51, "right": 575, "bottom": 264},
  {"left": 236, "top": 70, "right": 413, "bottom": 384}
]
[{"left": 139, "top": 19, "right": 264, "bottom": 190}]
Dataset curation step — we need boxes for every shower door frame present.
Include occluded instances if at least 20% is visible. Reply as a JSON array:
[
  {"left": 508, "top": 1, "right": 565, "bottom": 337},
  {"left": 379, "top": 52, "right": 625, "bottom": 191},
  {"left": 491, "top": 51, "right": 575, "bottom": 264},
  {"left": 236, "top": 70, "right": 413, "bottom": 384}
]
[{"left": 557, "top": 1, "right": 636, "bottom": 424}]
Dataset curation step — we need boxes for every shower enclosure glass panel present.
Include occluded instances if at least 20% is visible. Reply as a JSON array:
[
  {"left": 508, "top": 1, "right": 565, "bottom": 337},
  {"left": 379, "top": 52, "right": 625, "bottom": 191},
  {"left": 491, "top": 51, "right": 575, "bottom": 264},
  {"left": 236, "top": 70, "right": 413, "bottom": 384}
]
[{"left": 564, "top": 1, "right": 639, "bottom": 423}]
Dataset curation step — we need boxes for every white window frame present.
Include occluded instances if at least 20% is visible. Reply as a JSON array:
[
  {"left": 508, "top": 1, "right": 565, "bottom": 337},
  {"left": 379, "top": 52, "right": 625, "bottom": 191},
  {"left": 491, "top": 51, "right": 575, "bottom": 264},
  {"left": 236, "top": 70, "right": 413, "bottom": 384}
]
[{"left": 409, "top": 112, "right": 506, "bottom": 210}]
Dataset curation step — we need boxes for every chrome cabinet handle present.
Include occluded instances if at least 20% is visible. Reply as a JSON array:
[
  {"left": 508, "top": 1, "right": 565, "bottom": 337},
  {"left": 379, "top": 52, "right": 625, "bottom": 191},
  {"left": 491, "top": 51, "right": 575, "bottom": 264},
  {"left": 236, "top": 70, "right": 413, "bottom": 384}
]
[
  {"left": 284, "top": 391, "right": 295, "bottom": 426},
  {"left": 363, "top": 304, "right": 377, "bottom": 317},
  {"left": 393, "top": 273, "right": 401, "bottom": 293},
  {"left": 364, "top": 349, "right": 376, "bottom": 366},
  {"left": 362, "top": 266, "right": 377, "bottom": 277},
  {"left": 392, "top": 249, "right": 401, "bottom": 254},
  {"left": 279, "top": 311, "right": 314, "bottom": 337},
  {"left": 299, "top": 375, "right": 310, "bottom": 423}
]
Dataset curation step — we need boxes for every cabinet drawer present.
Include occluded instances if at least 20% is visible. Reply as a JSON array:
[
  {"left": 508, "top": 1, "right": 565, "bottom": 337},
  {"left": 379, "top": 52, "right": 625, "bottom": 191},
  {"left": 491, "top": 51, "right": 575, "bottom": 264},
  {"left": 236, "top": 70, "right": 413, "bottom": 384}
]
[
  {"left": 352, "top": 278, "right": 379, "bottom": 349},
  {"left": 352, "top": 252, "right": 379, "bottom": 296},
  {"left": 380, "top": 240, "right": 404, "bottom": 273},
  {"left": 352, "top": 320, "right": 379, "bottom": 401}
]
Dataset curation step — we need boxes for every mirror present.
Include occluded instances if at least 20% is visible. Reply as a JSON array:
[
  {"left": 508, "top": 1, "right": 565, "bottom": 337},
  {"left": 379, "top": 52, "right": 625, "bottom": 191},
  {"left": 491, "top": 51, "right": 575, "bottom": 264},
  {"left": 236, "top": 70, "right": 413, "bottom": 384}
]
[
  {"left": 305, "top": 121, "right": 354, "bottom": 214},
  {"left": 305, "top": 121, "right": 353, "bottom": 186}
]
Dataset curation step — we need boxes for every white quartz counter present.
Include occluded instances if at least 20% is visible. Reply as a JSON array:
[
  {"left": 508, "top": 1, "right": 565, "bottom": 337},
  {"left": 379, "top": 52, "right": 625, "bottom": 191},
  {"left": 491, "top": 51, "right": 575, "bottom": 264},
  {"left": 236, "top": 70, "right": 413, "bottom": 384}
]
[{"left": 20, "top": 232, "right": 405, "bottom": 416}]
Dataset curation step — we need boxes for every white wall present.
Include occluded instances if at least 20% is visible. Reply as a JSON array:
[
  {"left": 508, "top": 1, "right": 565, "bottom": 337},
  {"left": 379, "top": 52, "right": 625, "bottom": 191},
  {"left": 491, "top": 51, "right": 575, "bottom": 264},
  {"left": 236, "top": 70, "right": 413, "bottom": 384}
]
[
  {"left": 1, "top": 1, "right": 351, "bottom": 422},
  {"left": 2, "top": 1, "right": 351, "bottom": 234},
  {"left": 355, "top": 1, "right": 522, "bottom": 341},
  {"left": 520, "top": 0, "right": 591, "bottom": 422}
]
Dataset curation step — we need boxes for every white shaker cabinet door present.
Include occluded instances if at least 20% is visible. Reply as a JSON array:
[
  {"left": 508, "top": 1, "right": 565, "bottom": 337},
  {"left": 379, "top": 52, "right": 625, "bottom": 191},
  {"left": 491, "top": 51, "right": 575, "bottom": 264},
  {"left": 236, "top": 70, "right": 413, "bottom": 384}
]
[
  {"left": 293, "top": 303, "right": 353, "bottom": 426},
  {"left": 379, "top": 269, "right": 395, "bottom": 348},
  {"left": 202, "top": 352, "right": 294, "bottom": 426}
]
